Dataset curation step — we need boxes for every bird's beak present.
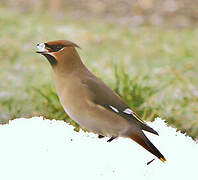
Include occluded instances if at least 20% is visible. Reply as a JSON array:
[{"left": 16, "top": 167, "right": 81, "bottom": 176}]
[{"left": 36, "top": 43, "right": 49, "bottom": 54}]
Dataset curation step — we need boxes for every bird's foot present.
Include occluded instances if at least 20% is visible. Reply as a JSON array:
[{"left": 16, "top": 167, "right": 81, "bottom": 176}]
[
  {"left": 98, "top": 135, "right": 105, "bottom": 139},
  {"left": 107, "top": 137, "right": 116, "bottom": 142}
]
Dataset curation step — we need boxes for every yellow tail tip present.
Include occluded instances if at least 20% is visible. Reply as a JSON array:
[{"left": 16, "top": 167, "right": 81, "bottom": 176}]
[{"left": 160, "top": 157, "right": 166, "bottom": 162}]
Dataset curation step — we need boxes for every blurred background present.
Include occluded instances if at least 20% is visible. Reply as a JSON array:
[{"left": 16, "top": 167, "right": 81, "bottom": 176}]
[{"left": 0, "top": 0, "right": 198, "bottom": 139}]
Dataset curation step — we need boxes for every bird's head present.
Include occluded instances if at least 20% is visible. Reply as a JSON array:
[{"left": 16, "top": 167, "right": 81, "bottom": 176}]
[{"left": 36, "top": 40, "right": 80, "bottom": 67}]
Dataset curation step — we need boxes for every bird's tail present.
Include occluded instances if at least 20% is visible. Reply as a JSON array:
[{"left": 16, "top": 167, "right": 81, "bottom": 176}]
[{"left": 128, "top": 131, "right": 166, "bottom": 162}]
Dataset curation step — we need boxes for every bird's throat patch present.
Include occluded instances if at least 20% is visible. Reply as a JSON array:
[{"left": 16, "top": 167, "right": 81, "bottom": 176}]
[{"left": 43, "top": 54, "right": 57, "bottom": 66}]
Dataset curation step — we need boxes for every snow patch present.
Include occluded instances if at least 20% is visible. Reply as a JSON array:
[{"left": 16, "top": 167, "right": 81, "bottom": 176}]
[
  {"left": 0, "top": 117, "right": 197, "bottom": 180},
  {"left": 37, "top": 43, "right": 45, "bottom": 51}
]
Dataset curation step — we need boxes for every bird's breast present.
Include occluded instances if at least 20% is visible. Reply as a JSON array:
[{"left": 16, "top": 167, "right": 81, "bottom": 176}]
[{"left": 54, "top": 75, "right": 92, "bottom": 123}]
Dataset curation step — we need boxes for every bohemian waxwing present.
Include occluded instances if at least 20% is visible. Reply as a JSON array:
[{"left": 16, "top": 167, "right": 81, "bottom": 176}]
[{"left": 36, "top": 40, "right": 166, "bottom": 162}]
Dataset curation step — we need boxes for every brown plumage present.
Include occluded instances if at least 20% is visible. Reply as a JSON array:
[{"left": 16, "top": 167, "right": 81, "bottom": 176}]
[{"left": 36, "top": 40, "right": 166, "bottom": 162}]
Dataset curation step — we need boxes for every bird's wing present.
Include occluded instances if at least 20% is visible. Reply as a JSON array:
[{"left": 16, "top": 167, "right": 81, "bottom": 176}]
[{"left": 81, "top": 76, "right": 158, "bottom": 135}]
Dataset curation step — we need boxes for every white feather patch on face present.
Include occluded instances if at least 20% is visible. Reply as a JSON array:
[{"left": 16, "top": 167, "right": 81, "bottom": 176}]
[
  {"left": 123, "top": 108, "right": 132, "bottom": 114},
  {"left": 109, "top": 105, "right": 119, "bottom": 113},
  {"left": 37, "top": 43, "right": 46, "bottom": 52}
]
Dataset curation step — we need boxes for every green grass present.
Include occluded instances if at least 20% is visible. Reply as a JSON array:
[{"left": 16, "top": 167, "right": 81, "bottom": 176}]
[{"left": 0, "top": 6, "right": 198, "bottom": 138}]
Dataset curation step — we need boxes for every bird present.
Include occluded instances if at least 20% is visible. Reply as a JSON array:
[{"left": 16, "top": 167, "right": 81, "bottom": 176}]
[{"left": 36, "top": 40, "right": 166, "bottom": 162}]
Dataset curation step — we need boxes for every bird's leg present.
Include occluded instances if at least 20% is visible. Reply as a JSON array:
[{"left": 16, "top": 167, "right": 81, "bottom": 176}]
[
  {"left": 107, "top": 136, "right": 116, "bottom": 142},
  {"left": 98, "top": 135, "right": 105, "bottom": 139}
]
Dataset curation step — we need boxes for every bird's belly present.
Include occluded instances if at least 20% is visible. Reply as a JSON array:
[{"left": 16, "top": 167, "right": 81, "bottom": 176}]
[
  {"left": 62, "top": 103, "right": 101, "bottom": 132},
  {"left": 55, "top": 81, "right": 130, "bottom": 137},
  {"left": 62, "top": 101, "right": 130, "bottom": 137}
]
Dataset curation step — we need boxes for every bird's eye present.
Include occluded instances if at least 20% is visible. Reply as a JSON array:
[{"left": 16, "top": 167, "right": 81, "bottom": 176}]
[{"left": 45, "top": 44, "right": 65, "bottom": 52}]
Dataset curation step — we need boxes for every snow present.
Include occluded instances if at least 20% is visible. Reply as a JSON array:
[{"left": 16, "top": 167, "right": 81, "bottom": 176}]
[
  {"left": 37, "top": 43, "right": 45, "bottom": 52},
  {"left": 0, "top": 117, "right": 197, "bottom": 180}
]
